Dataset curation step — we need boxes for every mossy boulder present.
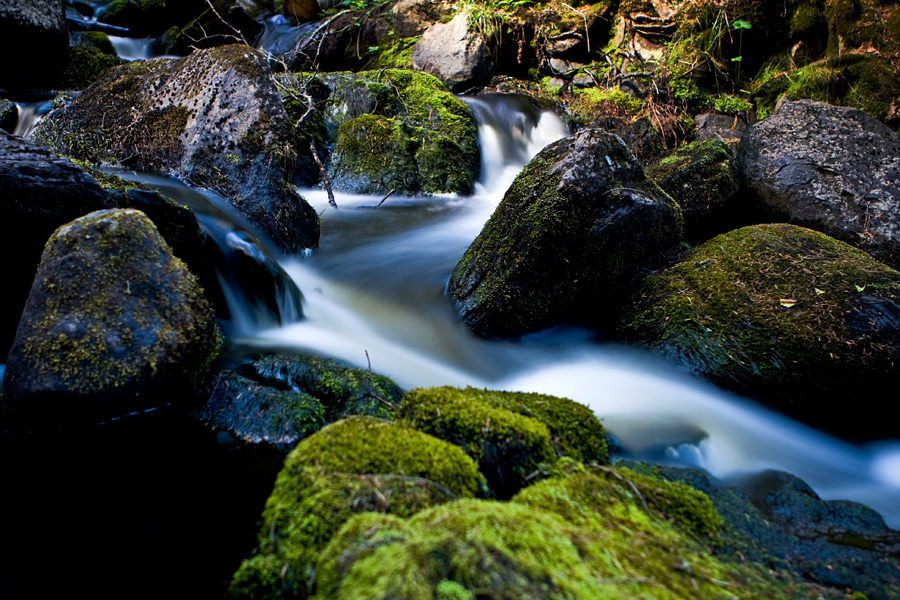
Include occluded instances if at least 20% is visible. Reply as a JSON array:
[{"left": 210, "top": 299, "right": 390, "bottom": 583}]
[
  {"left": 310, "top": 466, "right": 801, "bottom": 599},
  {"left": 231, "top": 417, "right": 485, "bottom": 598},
  {"left": 0, "top": 98, "right": 17, "bottom": 133},
  {"left": 737, "top": 99, "right": 900, "bottom": 269},
  {"left": 645, "top": 139, "right": 742, "bottom": 243},
  {"left": 248, "top": 352, "right": 403, "bottom": 420},
  {"left": 35, "top": 45, "right": 319, "bottom": 252},
  {"left": 0, "top": 130, "right": 213, "bottom": 362},
  {"left": 399, "top": 386, "right": 608, "bottom": 498},
  {"left": 619, "top": 223, "right": 900, "bottom": 437},
  {"left": 295, "top": 69, "right": 480, "bottom": 195},
  {"left": 3, "top": 209, "right": 220, "bottom": 421},
  {"left": 448, "top": 128, "right": 682, "bottom": 339}
]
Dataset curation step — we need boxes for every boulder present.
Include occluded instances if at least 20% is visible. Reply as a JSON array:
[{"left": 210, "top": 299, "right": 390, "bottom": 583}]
[
  {"left": 35, "top": 45, "right": 319, "bottom": 252},
  {"left": 645, "top": 139, "right": 742, "bottom": 242},
  {"left": 411, "top": 10, "right": 494, "bottom": 93},
  {"left": 0, "top": 99, "right": 16, "bottom": 133},
  {"left": 619, "top": 223, "right": 900, "bottom": 438},
  {"left": 0, "top": 0, "right": 68, "bottom": 89},
  {"left": 285, "top": 69, "right": 480, "bottom": 195},
  {"left": 3, "top": 209, "right": 220, "bottom": 419},
  {"left": 691, "top": 112, "right": 749, "bottom": 144},
  {"left": 0, "top": 131, "right": 213, "bottom": 360},
  {"left": 392, "top": 0, "right": 455, "bottom": 37},
  {"left": 737, "top": 99, "right": 900, "bottom": 269},
  {"left": 448, "top": 128, "right": 682, "bottom": 339}
]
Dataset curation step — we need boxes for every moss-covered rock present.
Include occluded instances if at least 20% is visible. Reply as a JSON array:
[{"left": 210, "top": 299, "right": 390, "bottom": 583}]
[
  {"left": 311, "top": 466, "right": 805, "bottom": 599},
  {"left": 35, "top": 45, "right": 319, "bottom": 252},
  {"left": 619, "top": 223, "right": 900, "bottom": 437},
  {"left": 645, "top": 139, "right": 741, "bottom": 243},
  {"left": 0, "top": 99, "right": 16, "bottom": 133},
  {"left": 3, "top": 209, "right": 220, "bottom": 420},
  {"left": 249, "top": 352, "right": 403, "bottom": 421},
  {"left": 399, "top": 386, "right": 608, "bottom": 497},
  {"left": 231, "top": 417, "right": 484, "bottom": 598},
  {"left": 448, "top": 128, "right": 682, "bottom": 339},
  {"left": 297, "top": 69, "right": 480, "bottom": 195}
]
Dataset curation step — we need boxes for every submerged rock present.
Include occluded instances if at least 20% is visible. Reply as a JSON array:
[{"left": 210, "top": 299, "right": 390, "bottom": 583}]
[
  {"left": 620, "top": 223, "right": 900, "bottom": 437},
  {"left": 448, "top": 128, "right": 682, "bottom": 339},
  {"left": 4, "top": 209, "right": 220, "bottom": 417},
  {"left": 35, "top": 44, "right": 319, "bottom": 252},
  {"left": 737, "top": 99, "right": 900, "bottom": 269}
]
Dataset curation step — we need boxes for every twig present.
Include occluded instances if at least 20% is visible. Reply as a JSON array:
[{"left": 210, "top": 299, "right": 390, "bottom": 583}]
[
  {"left": 204, "top": 0, "right": 251, "bottom": 46},
  {"left": 309, "top": 136, "right": 337, "bottom": 208},
  {"left": 594, "top": 465, "right": 654, "bottom": 517}
]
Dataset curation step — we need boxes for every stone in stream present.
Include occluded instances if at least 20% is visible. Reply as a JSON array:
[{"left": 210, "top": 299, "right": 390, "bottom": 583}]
[
  {"left": 737, "top": 99, "right": 900, "bottom": 270},
  {"left": 619, "top": 223, "right": 900, "bottom": 438},
  {"left": 3, "top": 209, "right": 220, "bottom": 420},
  {"left": 448, "top": 128, "right": 682, "bottom": 339},
  {"left": 35, "top": 44, "right": 320, "bottom": 253}
]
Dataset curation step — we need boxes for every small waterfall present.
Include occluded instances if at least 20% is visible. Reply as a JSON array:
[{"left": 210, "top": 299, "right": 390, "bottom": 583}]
[
  {"left": 464, "top": 94, "right": 569, "bottom": 196},
  {"left": 108, "top": 36, "right": 157, "bottom": 61},
  {"left": 13, "top": 100, "right": 53, "bottom": 139}
]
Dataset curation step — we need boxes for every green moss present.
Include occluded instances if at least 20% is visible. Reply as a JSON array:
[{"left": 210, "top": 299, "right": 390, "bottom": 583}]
[
  {"left": 790, "top": 3, "right": 824, "bottom": 37},
  {"left": 364, "top": 36, "right": 418, "bottom": 69},
  {"left": 575, "top": 86, "right": 643, "bottom": 113},
  {"left": 400, "top": 387, "right": 608, "bottom": 497},
  {"left": 620, "top": 224, "right": 900, "bottom": 425},
  {"left": 712, "top": 94, "right": 752, "bottom": 114},
  {"left": 52, "top": 45, "right": 125, "bottom": 91},
  {"left": 540, "top": 76, "right": 563, "bottom": 95}
]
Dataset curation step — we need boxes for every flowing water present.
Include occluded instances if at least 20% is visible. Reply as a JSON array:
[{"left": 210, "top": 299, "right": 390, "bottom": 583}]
[{"left": 232, "top": 95, "right": 900, "bottom": 526}]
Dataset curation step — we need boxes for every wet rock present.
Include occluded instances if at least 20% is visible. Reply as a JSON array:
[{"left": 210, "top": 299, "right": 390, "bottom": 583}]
[
  {"left": 737, "top": 99, "right": 900, "bottom": 269},
  {"left": 36, "top": 45, "right": 319, "bottom": 252},
  {"left": 0, "top": 99, "right": 16, "bottom": 133},
  {"left": 392, "top": 0, "right": 455, "bottom": 37},
  {"left": 197, "top": 370, "right": 325, "bottom": 446},
  {"left": 448, "top": 128, "right": 682, "bottom": 339},
  {"left": 620, "top": 223, "right": 900, "bottom": 438},
  {"left": 3, "top": 209, "right": 220, "bottom": 420},
  {"left": 645, "top": 139, "right": 742, "bottom": 242},
  {"left": 411, "top": 10, "right": 494, "bottom": 93}
]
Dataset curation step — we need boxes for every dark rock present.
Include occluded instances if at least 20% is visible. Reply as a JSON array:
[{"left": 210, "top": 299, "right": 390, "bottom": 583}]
[
  {"left": 152, "top": 0, "right": 268, "bottom": 56},
  {"left": 626, "top": 461, "right": 900, "bottom": 600},
  {"left": 411, "top": 10, "right": 494, "bottom": 93},
  {"left": 448, "top": 128, "right": 682, "bottom": 339},
  {"left": 737, "top": 99, "right": 900, "bottom": 269},
  {"left": 620, "top": 223, "right": 900, "bottom": 438},
  {"left": 691, "top": 111, "right": 749, "bottom": 144},
  {"left": 35, "top": 45, "right": 319, "bottom": 252},
  {"left": 247, "top": 351, "right": 404, "bottom": 420},
  {"left": 645, "top": 139, "right": 742, "bottom": 242},
  {"left": 0, "top": 0, "right": 68, "bottom": 89},
  {"left": 392, "top": 0, "right": 455, "bottom": 37},
  {"left": 197, "top": 370, "right": 325, "bottom": 446},
  {"left": 3, "top": 209, "right": 220, "bottom": 420},
  {"left": 0, "top": 99, "right": 16, "bottom": 132}
]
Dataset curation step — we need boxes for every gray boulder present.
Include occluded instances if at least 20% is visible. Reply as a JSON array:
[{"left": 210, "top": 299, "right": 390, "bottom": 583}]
[
  {"left": 35, "top": 45, "right": 319, "bottom": 252},
  {"left": 448, "top": 129, "right": 682, "bottom": 339},
  {"left": 737, "top": 99, "right": 900, "bottom": 269},
  {"left": 4, "top": 209, "right": 220, "bottom": 414},
  {"left": 411, "top": 10, "right": 494, "bottom": 93}
]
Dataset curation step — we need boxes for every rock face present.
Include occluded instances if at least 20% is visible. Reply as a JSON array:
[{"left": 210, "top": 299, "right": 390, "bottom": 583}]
[
  {"left": 737, "top": 99, "right": 900, "bottom": 269},
  {"left": 4, "top": 209, "right": 220, "bottom": 414},
  {"left": 448, "top": 129, "right": 682, "bottom": 339},
  {"left": 392, "top": 0, "right": 455, "bottom": 37},
  {"left": 36, "top": 45, "right": 319, "bottom": 252},
  {"left": 620, "top": 223, "right": 900, "bottom": 437},
  {"left": 411, "top": 10, "right": 495, "bottom": 93}
]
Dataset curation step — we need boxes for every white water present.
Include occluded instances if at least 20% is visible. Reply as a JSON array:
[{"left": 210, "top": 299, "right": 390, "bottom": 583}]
[{"left": 232, "top": 97, "right": 900, "bottom": 527}]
